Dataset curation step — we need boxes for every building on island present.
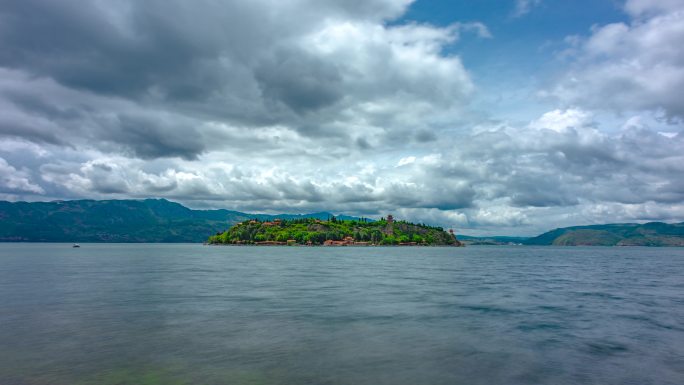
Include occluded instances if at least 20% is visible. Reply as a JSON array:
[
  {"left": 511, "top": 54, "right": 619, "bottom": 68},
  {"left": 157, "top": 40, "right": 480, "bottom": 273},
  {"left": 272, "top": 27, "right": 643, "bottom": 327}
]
[{"left": 323, "top": 236, "right": 366, "bottom": 246}]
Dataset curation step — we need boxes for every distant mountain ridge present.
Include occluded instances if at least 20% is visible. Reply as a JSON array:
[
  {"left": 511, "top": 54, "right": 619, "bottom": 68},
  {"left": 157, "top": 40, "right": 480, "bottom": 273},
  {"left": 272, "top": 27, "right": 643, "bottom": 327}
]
[
  {"left": 3, "top": 199, "right": 683, "bottom": 246},
  {"left": 523, "top": 222, "right": 684, "bottom": 246},
  {"left": 0, "top": 199, "right": 366, "bottom": 242},
  {"left": 457, "top": 235, "right": 530, "bottom": 246}
]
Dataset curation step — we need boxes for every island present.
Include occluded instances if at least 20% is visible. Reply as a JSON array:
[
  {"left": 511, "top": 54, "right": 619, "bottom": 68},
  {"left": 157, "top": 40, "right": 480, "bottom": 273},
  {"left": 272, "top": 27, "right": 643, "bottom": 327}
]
[{"left": 207, "top": 215, "right": 463, "bottom": 246}]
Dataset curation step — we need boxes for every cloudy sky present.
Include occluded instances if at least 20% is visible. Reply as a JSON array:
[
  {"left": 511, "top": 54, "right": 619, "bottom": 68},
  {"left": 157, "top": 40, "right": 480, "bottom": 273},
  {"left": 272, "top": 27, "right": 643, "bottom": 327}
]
[{"left": 1, "top": 0, "right": 683, "bottom": 235}]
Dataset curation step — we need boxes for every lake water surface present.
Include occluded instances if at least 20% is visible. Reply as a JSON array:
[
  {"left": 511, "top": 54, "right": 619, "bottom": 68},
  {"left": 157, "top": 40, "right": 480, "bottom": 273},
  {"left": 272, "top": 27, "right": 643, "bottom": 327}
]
[{"left": 0, "top": 244, "right": 683, "bottom": 385}]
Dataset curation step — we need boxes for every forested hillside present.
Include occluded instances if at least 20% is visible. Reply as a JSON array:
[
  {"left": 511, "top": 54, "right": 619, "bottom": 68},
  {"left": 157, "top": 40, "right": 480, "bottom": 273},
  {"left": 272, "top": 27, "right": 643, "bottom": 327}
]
[{"left": 524, "top": 222, "right": 684, "bottom": 246}]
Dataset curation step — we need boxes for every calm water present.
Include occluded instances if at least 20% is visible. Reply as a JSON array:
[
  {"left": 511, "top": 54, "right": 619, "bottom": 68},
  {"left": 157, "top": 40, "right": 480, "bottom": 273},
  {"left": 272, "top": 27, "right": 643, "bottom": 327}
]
[{"left": 0, "top": 244, "right": 683, "bottom": 385}]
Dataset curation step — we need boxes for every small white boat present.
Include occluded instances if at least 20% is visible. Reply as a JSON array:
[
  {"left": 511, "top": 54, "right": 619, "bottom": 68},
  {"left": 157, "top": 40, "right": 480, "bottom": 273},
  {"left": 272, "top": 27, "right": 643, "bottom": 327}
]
[{"left": 72, "top": 244, "right": 80, "bottom": 248}]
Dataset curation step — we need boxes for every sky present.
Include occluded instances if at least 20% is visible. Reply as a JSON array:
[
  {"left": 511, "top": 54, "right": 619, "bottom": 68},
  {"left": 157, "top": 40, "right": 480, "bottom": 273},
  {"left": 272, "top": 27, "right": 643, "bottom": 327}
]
[{"left": 1, "top": 0, "right": 683, "bottom": 236}]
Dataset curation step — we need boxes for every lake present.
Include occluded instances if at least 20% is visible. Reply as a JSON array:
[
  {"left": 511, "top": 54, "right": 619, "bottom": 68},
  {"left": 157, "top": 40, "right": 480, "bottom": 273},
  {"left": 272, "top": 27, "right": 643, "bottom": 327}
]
[{"left": 0, "top": 244, "right": 683, "bottom": 385}]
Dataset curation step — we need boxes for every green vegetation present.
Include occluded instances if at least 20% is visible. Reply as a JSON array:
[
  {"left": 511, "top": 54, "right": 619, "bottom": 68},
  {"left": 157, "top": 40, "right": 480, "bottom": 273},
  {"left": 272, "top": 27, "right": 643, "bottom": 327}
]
[
  {"left": 524, "top": 222, "right": 684, "bottom": 246},
  {"left": 208, "top": 216, "right": 462, "bottom": 246}
]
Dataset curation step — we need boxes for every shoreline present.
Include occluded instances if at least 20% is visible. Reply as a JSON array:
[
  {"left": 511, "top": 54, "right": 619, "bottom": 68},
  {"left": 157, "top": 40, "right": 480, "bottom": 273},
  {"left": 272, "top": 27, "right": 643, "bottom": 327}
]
[{"left": 205, "top": 243, "right": 463, "bottom": 247}]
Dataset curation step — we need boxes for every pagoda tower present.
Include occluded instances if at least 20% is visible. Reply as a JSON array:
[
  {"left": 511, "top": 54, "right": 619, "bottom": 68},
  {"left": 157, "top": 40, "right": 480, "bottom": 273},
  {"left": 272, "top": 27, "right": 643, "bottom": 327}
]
[{"left": 385, "top": 214, "right": 394, "bottom": 234}]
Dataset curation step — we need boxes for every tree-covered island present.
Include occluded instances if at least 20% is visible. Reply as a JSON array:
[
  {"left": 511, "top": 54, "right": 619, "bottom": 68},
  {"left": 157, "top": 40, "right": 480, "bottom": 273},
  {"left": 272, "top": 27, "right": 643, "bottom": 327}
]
[{"left": 207, "top": 215, "right": 463, "bottom": 246}]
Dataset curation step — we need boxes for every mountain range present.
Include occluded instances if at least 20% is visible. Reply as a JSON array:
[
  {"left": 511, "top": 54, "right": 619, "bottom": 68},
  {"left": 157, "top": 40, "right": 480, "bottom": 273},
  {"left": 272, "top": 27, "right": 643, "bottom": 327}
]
[
  {"left": 0, "top": 199, "right": 363, "bottom": 242},
  {"left": 1, "top": 199, "right": 683, "bottom": 245}
]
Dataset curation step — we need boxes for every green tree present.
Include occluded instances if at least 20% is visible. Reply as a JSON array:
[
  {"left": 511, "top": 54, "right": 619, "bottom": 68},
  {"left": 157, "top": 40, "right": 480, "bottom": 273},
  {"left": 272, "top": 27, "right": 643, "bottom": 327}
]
[{"left": 293, "top": 231, "right": 306, "bottom": 243}]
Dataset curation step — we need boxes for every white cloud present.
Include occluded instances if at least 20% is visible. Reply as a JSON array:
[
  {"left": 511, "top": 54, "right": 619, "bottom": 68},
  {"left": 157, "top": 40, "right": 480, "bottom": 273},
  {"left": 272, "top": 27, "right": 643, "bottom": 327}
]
[
  {"left": 658, "top": 131, "right": 678, "bottom": 138},
  {"left": 471, "top": 206, "right": 529, "bottom": 227},
  {"left": 529, "top": 108, "right": 593, "bottom": 132},
  {"left": 512, "top": 0, "right": 542, "bottom": 18},
  {"left": 0, "top": 157, "right": 44, "bottom": 194},
  {"left": 549, "top": 1, "right": 684, "bottom": 119},
  {"left": 397, "top": 156, "right": 417, "bottom": 166},
  {"left": 624, "top": 0, "right": 684, "bottom": 17}
]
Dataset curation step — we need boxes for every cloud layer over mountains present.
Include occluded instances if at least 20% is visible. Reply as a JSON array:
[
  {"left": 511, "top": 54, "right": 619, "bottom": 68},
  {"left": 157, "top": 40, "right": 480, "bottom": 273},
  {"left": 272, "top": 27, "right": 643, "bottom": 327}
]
[{"left": 0, "top": 0, "right": 683, "bottom": 235}]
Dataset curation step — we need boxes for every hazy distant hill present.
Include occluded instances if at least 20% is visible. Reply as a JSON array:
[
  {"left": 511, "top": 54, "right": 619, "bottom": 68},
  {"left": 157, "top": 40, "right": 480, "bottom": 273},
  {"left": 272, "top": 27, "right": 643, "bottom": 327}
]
[
  {"left": 457, "top": 235, "right": 529, "bottom": 246},
  {"left": 0, "top": 199, "right": 364, "bottom": 243},
  {"left": 524, "top": 222, "right": 684, "bottom": 246}
]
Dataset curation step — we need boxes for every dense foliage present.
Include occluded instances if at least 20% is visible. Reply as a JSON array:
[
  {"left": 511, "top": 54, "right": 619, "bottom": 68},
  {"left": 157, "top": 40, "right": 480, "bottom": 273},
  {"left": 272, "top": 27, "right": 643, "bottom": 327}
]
[{"left": 207, "top": 217, "right": 461, "bottom": 246}]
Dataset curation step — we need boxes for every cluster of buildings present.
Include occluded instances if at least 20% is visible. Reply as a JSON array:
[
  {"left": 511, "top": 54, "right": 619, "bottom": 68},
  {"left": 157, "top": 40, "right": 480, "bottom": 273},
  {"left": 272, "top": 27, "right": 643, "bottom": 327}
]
[
  {"left": 249, "top": 219, "right": 283, "bottom": 227},
  {"left": 323, "top": 237, "right": 370, "bottom": 246}
]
